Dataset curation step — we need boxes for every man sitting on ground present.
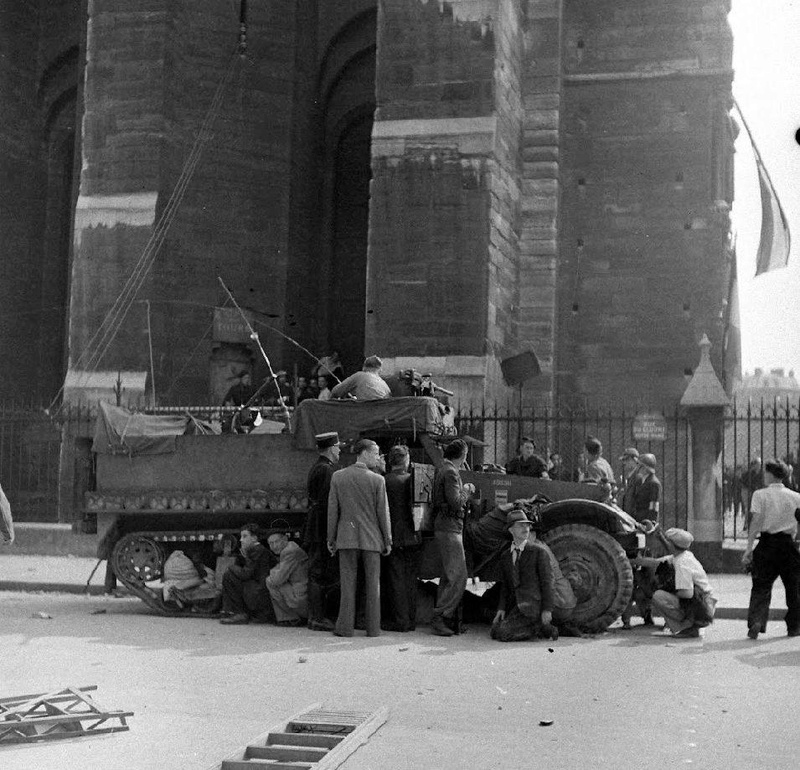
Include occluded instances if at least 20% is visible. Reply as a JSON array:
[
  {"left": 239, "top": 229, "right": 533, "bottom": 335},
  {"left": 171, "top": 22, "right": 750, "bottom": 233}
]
[
  {"left": 219, "top": 524, "right": 274, "bottom": 625},
  {"left": 265, "top": 531, "right": 309, "bottom": 627},
  {"left": 491, "top": 510, "right": 560, "bottom": 642},
  {"left": 330, "top": 355, "right": 391, "bottom": 400}
]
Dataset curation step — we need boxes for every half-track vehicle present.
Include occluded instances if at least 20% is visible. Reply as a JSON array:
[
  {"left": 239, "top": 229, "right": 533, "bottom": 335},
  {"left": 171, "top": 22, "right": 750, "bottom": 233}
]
[{"left": 87, "top": 398, "right": 649, "bottom": 629}]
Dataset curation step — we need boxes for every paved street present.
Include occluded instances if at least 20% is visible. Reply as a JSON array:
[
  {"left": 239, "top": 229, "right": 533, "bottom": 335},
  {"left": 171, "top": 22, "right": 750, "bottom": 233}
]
[{"left": 1, "top": 590, "right": 798, "bottom": 770}]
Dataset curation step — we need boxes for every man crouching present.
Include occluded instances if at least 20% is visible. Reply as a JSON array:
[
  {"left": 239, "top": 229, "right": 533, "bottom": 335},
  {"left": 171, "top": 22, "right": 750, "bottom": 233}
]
[{"left": 491, "top": 510, "right": 560, "bottom": 642}]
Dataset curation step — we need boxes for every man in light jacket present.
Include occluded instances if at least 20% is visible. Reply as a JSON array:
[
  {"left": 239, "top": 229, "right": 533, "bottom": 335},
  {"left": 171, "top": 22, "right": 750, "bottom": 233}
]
[{"left": 327, "top": 439, "right": 392, "bottom": 637}]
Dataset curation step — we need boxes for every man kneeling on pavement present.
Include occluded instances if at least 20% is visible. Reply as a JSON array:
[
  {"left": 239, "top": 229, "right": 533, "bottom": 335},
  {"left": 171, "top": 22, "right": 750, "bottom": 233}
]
[
  {"left": 632, "top": 527, "right": 717, "bottom": 638},
  {"left": 491, "top": 510, "right": 581, "bottom": 642}
]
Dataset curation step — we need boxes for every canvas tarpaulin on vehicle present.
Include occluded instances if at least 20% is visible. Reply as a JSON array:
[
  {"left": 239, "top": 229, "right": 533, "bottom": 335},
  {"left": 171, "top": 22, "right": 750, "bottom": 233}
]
[
  {"left": 92, "top": 402, "right": 187, "bottom": 456},
  {"left": 292, "top": 397, "right": 445, "bottom": 449}
]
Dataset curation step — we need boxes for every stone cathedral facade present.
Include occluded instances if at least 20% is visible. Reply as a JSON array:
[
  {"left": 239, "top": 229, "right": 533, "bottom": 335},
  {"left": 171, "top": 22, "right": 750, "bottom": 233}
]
[{"left": 0, "top": 0, "right": 736, "bottom": 408}]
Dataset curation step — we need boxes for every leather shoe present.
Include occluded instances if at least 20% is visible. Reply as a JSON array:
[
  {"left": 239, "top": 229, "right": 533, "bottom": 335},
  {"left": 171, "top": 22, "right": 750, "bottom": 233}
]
[
  {"left": 277, "top": 618, "right": 305, "bottom": 627},
  {"left": 789, "top": 629, "right": 800, "bottom": 637},
  {"left": 747, "top": 623, "right": 760, "bottom": 640},
  {"left": 674, "top": 626, "right": 700, "bottom": 639},
  {"left": 308, "top": 618, "right": 336, "bottom": 632},
  {"left": 541, "top": 623, "right": 559, "bottom": 641},
  {"left": 220, "top": 613, "right": 249, "bottom": 625},
  {"left": 430, "top": 617, "right": 454, "bottom": 637}
]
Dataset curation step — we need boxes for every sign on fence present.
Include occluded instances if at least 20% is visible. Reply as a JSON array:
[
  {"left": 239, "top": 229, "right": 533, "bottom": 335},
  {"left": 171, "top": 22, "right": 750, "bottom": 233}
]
[{"left": 632, "top": 412, "right": 667, "bottom": 442}]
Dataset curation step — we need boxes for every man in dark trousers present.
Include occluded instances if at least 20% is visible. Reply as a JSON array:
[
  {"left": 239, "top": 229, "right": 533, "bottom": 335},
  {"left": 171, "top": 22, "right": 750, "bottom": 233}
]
[
  {"left": 430, "top": 438, "right": 475, "bottom": 637},
  {"left": 219, "top": 523, "right": 274, "bottom": 625},
  {"left": 743, "top": 459, "right": 800, "bottom": 639},
  {"left": 491, "top": 510, "right": 559, "bottom": 642},
  {"left": 382, "top": 445, "right": 421, "bottom": 632},
  {"left": 327, "top": 439, "right": 392, "bottom": 637},
  {"left": 304, "top": 431, "right": 343, "bottom": 632}
]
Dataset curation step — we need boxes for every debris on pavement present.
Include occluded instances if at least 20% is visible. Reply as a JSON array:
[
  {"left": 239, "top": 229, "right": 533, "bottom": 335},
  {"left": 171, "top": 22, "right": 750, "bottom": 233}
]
[
  {"left": 539, "top": 719, "right": 554, "bottom": 727},
  {"left": 31, "top": 611, "right": 52, "bottom": 619}
]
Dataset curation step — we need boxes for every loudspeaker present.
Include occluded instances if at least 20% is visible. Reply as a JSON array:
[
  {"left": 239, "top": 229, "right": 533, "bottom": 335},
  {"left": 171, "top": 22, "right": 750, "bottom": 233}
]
[{"left": 500, "top": 351, "right": 541, "bottom": 387}]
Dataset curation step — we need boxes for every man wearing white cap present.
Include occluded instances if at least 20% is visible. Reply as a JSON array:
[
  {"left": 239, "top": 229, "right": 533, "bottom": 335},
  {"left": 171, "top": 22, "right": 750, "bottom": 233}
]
[{"left": 634, "top": 528, "right": 716, "bottom": 638}]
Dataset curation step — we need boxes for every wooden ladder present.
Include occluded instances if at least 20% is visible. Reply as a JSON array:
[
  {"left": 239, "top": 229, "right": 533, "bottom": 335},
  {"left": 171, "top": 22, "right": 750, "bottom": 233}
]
[
  {"left": 0, "top": 685, "right": 132, "bottom": 744},
  {"left": 214, "top": 704, "right": 388, "bottom": 770}
]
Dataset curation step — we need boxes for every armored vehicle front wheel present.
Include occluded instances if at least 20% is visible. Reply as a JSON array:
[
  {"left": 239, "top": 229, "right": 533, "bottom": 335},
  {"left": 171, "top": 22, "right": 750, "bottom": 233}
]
[{"left": 542, "top": 523, "right": 634, "bottom": 632}]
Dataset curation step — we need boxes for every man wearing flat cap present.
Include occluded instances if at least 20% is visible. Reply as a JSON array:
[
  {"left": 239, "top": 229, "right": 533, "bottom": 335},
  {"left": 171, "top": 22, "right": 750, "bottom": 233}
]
[
  {"left": 617, "top": 447, "right": 640, "bottom": 516},
  {"left": 327, "top": 438, "right": 392, "bottom": 637},
  {"left": 742, "top": 459, "right": 800, "bottom": 639},
  {"left": 330, "top": 355, "right": 391, "bottom": 401},
  {"left": 490, "top": 510, "right": 561, "bottom": 642},
  {"left": 304, "top": 432, "right": 343, "bottom": 631},
  {"left": 633, "top": 527, "right": 716, "bottom": 638}
]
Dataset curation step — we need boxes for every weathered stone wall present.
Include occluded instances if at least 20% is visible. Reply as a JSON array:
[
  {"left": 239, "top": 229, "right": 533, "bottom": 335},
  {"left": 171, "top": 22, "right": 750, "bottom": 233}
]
[
  {"left": 368, "top": 0, "right": 528, "bottom": 406},
  {"left": 518, "top": 0, "right": 563, "bottom": 403},
  {"left": 0, "top": 2, "right": 47, "bottom": 399},
  {"left": 556, "top": 0, "right": 734, "bottom": 406}
]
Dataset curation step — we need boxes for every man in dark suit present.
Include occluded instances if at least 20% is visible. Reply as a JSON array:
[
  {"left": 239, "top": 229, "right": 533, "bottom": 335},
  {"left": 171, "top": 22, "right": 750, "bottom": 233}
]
[
  {"left": 430, "top": 438, "right": 475, "bottom": 637},
  {"left": 382, "top": 444, "right": 421, "bottom": 632},
  {"left": 304, "top": 431, "right": 343, "bottom": 631},
  {"left": 219, "top": 523, "right": 274, "bottom": 625},
  {"left": 327, "top": 439, "right": 392, "bottom": 637},
  {"left": 491, "top": 510, "right": 559, "bottom": 642}
]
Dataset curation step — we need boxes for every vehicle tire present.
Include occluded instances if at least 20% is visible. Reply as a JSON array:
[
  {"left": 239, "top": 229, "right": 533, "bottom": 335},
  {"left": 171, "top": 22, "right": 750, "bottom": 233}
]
[{"left": 542, "top": 523, "right": 633, "bottom": 632}]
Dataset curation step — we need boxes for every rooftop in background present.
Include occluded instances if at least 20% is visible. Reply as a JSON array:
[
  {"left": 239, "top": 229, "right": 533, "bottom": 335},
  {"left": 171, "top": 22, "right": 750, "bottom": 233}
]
[{"left": 734, "top": 368, "right": 800, "bottom": 400}]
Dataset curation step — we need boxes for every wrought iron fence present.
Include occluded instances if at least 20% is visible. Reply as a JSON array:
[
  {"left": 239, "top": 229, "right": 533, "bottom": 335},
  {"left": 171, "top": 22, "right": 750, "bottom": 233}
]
[
  {"left": 722, "top": 397, "right": 800, "bottom": 540},
  {"left": 454, "top": 402, "right": 691, "bottom": 530},
  {"left": 0, "top": 397, "right": 719, "bottom": 534}
]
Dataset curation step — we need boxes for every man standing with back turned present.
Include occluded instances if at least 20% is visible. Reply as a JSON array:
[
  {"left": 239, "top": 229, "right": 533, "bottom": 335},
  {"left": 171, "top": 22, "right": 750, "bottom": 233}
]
[
  {"left": 430, "top": 438, "right": 475, "bottom": 637},
  {"left": 327, "top": 439, "right": 392, "bottom": 637},
  {"left": 742, "top": 459, "right": 800, "bottom": 639}
]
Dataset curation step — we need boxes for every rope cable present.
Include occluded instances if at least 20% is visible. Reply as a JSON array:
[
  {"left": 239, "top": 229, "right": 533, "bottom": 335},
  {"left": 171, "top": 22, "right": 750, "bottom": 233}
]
[{"left": 50, "top": 51, "right": 241, "bottom": 411}]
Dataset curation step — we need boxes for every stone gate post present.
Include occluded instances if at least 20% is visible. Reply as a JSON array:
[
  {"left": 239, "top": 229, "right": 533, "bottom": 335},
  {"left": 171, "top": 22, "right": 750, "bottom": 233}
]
[{"left": 679, "top": 334, "right": 730, "bottom": 572}]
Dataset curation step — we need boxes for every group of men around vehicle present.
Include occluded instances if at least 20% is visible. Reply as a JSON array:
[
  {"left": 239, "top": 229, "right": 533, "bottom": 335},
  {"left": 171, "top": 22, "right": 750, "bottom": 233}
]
[{"left": 210, "top": 427, "right": 733, "bottom": 643}]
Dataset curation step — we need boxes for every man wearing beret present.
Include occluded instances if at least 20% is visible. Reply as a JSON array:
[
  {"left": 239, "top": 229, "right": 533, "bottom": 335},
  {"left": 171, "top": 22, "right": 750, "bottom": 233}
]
[
  {"left": 633, "top": 527, "right": 716, "bottom": 638},
  {"left": 304, "top": 432, "right": 343, "bottom": 632},
  {"left": 491, "top": 510, "right": 561, "bottom": 642},
  {"left": 742, "top": 459, "right": 800, "bottom": 639},
  {"left": 327, "top": 439, "right": 392, "bottom": 637}
]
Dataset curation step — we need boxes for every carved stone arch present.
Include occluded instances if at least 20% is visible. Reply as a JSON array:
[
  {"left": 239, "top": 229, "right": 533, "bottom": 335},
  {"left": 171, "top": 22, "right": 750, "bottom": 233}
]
[
  {"left": 36, "top": 48, "right": 82, "bottom": 400},
  {"left": 316, "top": 11, "right": 377, "bottom": 373}
]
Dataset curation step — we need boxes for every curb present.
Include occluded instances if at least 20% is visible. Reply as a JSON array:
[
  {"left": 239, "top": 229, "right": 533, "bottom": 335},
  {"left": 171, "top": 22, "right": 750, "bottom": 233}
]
[{"left": 0, "top": 581, "right": 113, "bottom": 596}]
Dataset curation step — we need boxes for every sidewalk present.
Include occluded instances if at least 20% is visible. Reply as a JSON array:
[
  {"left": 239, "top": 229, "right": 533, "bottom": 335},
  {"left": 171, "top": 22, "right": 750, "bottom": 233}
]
[{"left": 0, "top": 553, "right": 787, "bottom": 619}]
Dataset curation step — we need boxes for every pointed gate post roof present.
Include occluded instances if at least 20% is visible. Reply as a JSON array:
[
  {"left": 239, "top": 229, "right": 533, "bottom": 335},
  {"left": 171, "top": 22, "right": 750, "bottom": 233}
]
[{"left": 680, "top": 334, "right": 730, "bottom": 408}]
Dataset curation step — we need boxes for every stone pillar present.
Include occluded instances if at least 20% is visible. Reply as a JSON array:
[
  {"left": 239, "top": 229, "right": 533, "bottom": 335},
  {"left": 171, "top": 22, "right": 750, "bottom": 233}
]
[
  {"left": 680, "top": 333, "right": 730, "bottom": 572},
  {"left": 367, "top": 0, "right": 525, "bottom": 406}
]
